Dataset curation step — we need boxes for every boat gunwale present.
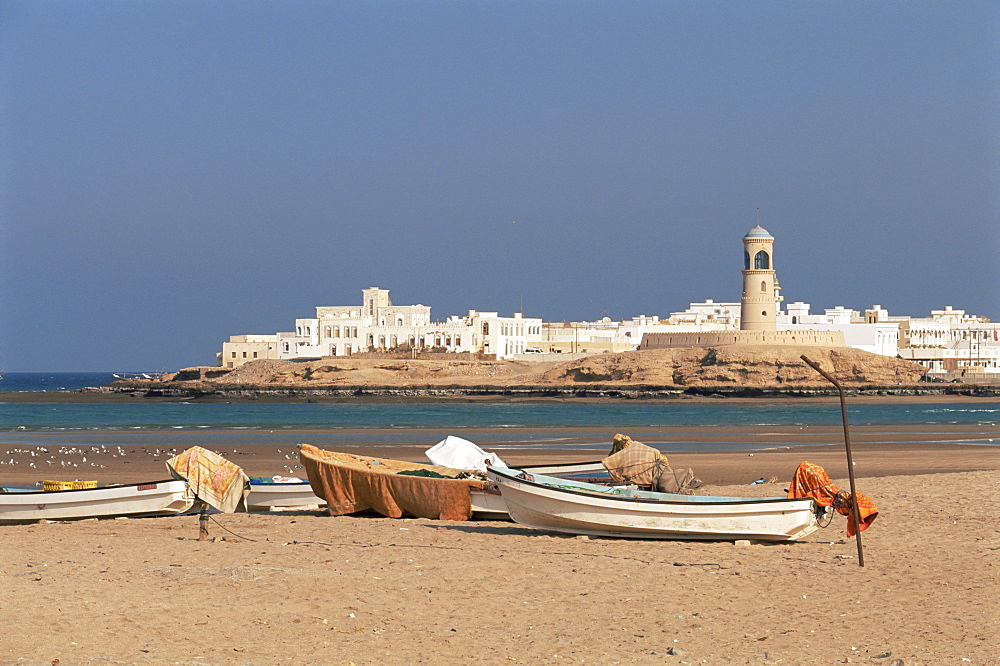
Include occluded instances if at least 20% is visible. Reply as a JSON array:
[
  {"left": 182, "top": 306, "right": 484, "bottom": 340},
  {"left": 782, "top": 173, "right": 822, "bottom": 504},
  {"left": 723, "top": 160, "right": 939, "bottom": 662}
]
[
  {"left": 488, "top": 466, "right": 816, "bottom": 508},
  {"left": 0, "top": 478, "right": 185, "bottom": 496}
]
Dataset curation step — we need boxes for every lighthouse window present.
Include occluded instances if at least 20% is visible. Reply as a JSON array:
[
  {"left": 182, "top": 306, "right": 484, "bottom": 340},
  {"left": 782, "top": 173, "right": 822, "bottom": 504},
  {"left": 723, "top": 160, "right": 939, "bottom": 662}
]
[
  {"left": 744, "top": 251, "right": 750, "bottom": 270},
  {"left": 762, "top": 310, "right": 767, "bottom": 316},
  {"left": 754, "top": 250, "right": 770, "bottom": 269},
  {"left": 760, "top": 280, "right": 767, "bottom": 292}
]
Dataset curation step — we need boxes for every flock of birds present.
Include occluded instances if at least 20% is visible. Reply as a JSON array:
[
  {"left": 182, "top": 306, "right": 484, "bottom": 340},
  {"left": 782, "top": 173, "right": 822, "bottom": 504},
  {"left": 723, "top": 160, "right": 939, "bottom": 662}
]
[{"left": 0, "top": 445, "right": 305, "bottom": 478}]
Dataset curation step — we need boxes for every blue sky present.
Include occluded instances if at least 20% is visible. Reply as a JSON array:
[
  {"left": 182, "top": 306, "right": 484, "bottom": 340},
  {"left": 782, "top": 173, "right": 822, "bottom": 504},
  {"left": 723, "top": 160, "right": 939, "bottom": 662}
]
[{"left": 2, "top": 1, "right": 997, "bottom": 372}]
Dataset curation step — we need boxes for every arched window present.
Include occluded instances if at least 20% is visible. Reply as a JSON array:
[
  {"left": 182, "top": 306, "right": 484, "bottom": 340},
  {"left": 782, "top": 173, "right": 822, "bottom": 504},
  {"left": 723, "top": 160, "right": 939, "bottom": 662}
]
[
  {"left": 367, "top": 334, "right": 374, "bottom": 346},
  {"left": 396, "top": 317, "right": 404, "bottom": 326},
  {"left": 744, "top": 251, "right": 750, "bottom": 270},
  {"left": 754, "top": 250, "right": 770, "bottom": 269},
  {"left": 791, "top": 316, "right": 798, "bottom": 324},
  {"left": 333, "top": 327, "right": 340, "bottom": 338},
  {"left": 482, "top": 323, "right": 489, "bottom": 335},
  {"left": 761, "top": 280, "right": 767, "bottom": 292},
  {"left": 378, "top": 335, "right": 386, "bottom": 347},
  {"left": 390, "top": 335, "right": 397, "bottom": 347}
]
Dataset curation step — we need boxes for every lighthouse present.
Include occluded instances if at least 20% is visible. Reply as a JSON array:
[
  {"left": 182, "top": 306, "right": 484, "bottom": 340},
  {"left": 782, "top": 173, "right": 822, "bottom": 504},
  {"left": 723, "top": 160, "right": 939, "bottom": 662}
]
[{"left": 740, "top": 226, "right": 777, "bottom": 331}]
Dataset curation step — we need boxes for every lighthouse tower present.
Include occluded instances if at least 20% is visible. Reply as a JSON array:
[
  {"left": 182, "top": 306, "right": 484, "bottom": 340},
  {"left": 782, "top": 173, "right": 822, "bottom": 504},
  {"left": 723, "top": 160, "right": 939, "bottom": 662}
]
[{"left": 740, "top": 226, "right": 777, "bottom": 331}]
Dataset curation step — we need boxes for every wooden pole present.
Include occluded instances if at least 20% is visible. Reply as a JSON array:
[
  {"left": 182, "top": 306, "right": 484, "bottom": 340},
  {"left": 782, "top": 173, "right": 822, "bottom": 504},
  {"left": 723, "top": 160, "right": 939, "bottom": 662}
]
[
  {"left": 198, "top": 503, "right": 209, "bottom": 541},
  {"left": 800, "top": 355, "right": 865, "bottom": 567}
]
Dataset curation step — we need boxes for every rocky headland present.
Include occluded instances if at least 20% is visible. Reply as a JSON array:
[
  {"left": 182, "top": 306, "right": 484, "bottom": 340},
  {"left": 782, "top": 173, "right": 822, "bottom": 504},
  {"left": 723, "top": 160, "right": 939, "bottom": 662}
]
[{"left": 85, "top": 346, "right": 999, "bottom": 400}]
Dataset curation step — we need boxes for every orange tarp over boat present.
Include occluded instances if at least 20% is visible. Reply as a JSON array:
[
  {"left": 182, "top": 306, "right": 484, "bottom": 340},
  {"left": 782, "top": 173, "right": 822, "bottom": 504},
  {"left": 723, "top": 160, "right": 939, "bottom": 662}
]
[{"left": 299, "top": 444, "right": 484, "bottom": 521}]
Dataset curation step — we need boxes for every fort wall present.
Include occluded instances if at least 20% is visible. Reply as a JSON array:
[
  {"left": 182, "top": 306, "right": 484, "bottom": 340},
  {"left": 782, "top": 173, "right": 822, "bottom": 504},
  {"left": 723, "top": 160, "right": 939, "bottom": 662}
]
[{"left": 640, "top": 330, "right": 846, "bottom": 349}]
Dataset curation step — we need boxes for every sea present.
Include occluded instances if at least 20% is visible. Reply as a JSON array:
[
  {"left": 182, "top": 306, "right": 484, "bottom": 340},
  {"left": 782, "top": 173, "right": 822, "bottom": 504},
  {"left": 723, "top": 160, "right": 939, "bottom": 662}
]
[{"left": 1, "top": 372, "right": 997, "bottom": 452}]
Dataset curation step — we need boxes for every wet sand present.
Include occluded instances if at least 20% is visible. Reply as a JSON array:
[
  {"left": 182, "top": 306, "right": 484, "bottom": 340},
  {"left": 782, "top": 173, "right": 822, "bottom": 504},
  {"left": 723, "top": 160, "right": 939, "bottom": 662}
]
[
  {"left": 2, "top": 423, "right": 997, "bottom": 486},
  {"left": 1, "top": 425, "right": 998, "bottom": 664}
]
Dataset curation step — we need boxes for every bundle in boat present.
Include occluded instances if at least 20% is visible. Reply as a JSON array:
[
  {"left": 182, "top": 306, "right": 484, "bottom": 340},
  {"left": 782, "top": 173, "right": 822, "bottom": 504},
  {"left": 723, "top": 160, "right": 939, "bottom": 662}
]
[{"left": 602, "top": 434, "right": 702, "bottom": 494}]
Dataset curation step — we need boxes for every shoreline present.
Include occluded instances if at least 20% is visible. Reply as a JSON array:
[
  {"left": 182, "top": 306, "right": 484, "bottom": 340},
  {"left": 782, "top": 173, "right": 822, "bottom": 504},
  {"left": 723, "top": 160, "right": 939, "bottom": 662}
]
[{"left": 3, "top": 386, "right": 1000, "bottom": 402}]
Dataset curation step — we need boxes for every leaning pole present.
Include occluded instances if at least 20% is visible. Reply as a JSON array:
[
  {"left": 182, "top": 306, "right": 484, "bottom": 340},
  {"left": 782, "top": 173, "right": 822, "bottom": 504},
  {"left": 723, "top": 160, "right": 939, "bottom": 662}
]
[{"left": 800, "top": 355, "right": 865, "bottom": 567}]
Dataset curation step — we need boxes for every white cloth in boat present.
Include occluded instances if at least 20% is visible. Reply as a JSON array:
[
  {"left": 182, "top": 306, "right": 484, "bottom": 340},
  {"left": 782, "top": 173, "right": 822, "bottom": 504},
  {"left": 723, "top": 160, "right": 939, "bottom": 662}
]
[{"left": 425, "top": 435, "right": 506, "bottom": 473}]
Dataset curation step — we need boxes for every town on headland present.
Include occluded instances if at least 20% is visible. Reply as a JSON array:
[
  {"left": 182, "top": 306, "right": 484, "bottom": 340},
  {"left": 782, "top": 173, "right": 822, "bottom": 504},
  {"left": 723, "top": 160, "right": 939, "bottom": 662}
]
[{"left": 99, "top": 227, "right": 998, "bottom": 400}]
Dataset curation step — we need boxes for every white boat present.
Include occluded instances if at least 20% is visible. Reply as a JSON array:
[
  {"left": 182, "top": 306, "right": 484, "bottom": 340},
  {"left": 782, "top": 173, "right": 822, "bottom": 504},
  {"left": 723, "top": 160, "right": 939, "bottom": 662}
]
[
  {"left": 487, "top": 466, "right": 823, "bottom": 541},
  {"left": 471, "top": 461, "right": 606, "bottom": 519},
  {"left": 0, "top": 480, "right": 196, "bottom": 524},
  {"left": 246, "top": 477, "right": 327, "bottom": 511}
]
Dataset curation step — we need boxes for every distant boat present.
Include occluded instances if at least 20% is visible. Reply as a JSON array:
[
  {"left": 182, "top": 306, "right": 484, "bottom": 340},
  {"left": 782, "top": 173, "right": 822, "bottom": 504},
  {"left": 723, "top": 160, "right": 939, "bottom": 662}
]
[
  {"left": 112, "top": 372, "right": 159, "bottom": 380},
  {"left": 488, "top": 466, "right": 824, "bottom": 541}
]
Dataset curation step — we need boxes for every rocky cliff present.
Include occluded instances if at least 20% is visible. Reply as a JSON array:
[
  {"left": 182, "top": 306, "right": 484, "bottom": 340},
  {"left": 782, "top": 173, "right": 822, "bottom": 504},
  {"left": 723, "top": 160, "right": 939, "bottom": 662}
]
[{"left": 162, "top": 345, "right": 926, "bottom": 389}]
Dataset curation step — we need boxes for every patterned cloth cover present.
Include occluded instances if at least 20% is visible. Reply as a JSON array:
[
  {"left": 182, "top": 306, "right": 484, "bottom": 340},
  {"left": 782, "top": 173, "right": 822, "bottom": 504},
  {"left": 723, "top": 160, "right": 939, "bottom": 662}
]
[{"left": 166, "top": 446, "right": 250, "bottom": 513}]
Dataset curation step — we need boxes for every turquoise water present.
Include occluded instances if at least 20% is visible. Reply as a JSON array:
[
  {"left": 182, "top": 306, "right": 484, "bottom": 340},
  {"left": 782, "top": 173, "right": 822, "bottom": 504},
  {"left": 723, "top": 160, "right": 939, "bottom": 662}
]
[
  {"left": 1, "top": 373, "right": 996, "bottom": 452},
  {"left": 3, "top": 399, "right": 999, "bottom": 432}
]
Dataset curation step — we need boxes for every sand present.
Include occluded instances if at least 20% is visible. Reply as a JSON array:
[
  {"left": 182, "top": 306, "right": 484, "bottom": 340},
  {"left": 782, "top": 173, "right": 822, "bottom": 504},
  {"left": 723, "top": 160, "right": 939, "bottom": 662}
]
[{"left": 1, "top": 427, "right": 998, "bottom": 664}]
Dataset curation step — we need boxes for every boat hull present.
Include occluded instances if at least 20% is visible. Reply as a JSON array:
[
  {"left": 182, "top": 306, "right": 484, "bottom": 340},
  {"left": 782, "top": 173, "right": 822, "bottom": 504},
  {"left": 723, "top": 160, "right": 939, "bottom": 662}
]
[
  {"left": 247, "top": 481, "right": 327, "bottom": 510},
  {"left": 0, "top": 480, "right": 195, "bottom": 524},
  {"left": 488, "top": 468, "right": 820, "bottom": 541}
]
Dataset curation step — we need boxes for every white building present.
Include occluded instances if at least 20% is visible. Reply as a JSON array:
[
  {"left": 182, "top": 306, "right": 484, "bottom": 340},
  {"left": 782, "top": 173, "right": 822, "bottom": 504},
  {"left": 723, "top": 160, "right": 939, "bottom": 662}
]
[
  {"left": 667, "top": 300, "right": 742, "bottom": 328},
  {"left": 220, "top": 287, "right": 542, "bottom": 368},
  {"left": 776, "top": 302, "right": 900, "bottom": 357},
  {"left": 538, "top": 315, "right": 665, "bottom": 356},
  {"left": 217, "top": 285, "right": 998, "bottom": 377},
  {"left": 888, "top": 306, "right": 1000, "bottom": 375}
]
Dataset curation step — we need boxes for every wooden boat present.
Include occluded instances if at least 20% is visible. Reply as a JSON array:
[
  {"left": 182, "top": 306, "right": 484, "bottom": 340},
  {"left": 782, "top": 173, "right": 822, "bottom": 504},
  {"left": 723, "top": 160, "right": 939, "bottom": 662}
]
[
  {"left": 0, "top": 480, "right": 196, "bottom": 524},
  {"left": 298, "top": 444, "right": 605, "bottom": 521},
  {"left": 246, "top": 477, "right": 327, "bottom": 511},
  {"left": 300, "top": 444, "right": 492, "bottom": 521},
  {"left": 487, "top": 466, "right": 823, "bottom": 541}
]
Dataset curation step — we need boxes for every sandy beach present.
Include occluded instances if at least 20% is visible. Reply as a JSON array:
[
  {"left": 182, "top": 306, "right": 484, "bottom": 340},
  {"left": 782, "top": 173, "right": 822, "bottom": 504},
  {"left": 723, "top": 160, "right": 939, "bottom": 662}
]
[{"left": 1, "top": 424, "right": 998, "bottom": 664}]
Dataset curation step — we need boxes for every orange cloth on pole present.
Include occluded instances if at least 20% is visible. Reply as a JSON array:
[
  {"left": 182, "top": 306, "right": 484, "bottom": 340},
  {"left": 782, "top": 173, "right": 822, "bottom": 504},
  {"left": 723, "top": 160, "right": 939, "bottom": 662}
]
[{"left": 786, "top": 461, "right": 878, "bottom": 537}]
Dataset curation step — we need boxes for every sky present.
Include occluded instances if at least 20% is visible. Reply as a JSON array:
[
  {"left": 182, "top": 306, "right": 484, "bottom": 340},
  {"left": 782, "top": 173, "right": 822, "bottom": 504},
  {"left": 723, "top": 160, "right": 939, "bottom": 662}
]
[{"left": 2, "top": 1, "right": 997, "bottom": 372}]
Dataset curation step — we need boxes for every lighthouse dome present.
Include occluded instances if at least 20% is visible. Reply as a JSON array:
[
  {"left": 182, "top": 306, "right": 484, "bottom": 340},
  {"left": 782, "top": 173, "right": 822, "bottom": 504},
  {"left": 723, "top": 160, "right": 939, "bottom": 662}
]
[{"left": 744, "top": 225, "right": 773, "bottom": 239}]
